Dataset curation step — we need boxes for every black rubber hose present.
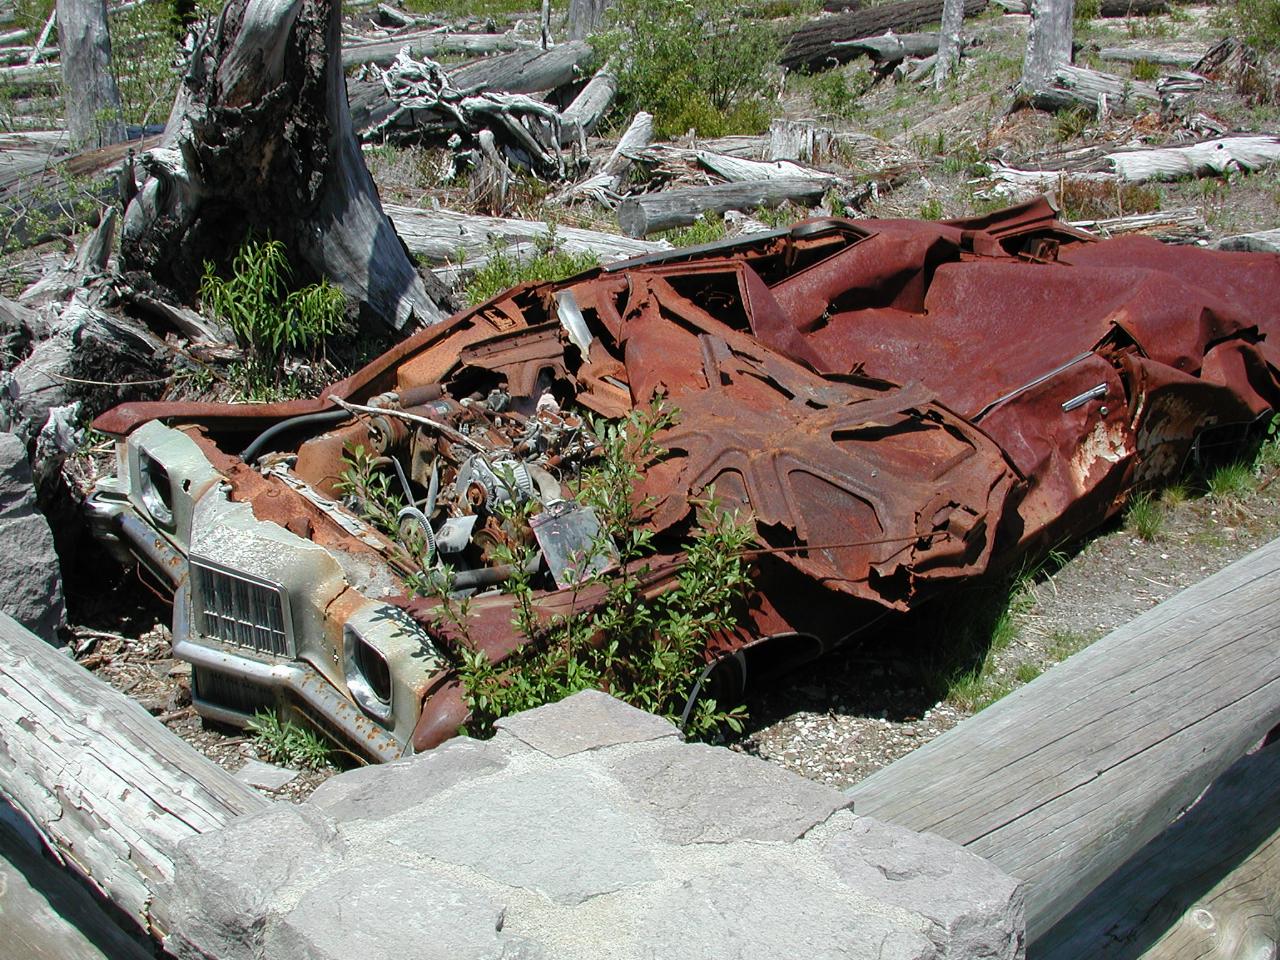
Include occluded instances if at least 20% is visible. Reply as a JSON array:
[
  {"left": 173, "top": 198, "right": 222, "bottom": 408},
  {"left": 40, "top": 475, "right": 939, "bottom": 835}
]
[{"left": 239, "top": 408, "right": 349, "bottom": 463}]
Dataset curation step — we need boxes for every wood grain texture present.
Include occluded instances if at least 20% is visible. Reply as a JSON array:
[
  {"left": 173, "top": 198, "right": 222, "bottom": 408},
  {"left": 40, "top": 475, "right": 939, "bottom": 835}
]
[
  {"left": 1038, "top": 740, "right": 1280, "bottom": 960},
  {"left": 847, "top": 536, "right": 1280, "bottom": 943},
  {"left": 0, "top": 613, "right": 269, "bottom": 938},
  {"left": 616, "top": 178, "right": 832, "bottom": 237}
]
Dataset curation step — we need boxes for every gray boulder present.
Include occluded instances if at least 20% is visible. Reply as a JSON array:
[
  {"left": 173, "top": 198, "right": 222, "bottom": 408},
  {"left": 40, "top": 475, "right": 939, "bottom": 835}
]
[{"left": 0, "top": 431, "right": 65, "bottom": 642}]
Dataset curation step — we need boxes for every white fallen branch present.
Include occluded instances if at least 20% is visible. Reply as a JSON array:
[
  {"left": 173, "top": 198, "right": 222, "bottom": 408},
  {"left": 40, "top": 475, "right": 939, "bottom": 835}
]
[
  {"left": 551, "top": 110, "right": 654, "bottom": 207},
  {"left": 1213, "top": 229, "right": 1280, "bottom": 254},
  {"left": 1066, "top": 206, "right": 1207, "bottom": 241},
  {"left": 1103, "top": 135, "right": 1280, "bottom": 181},
  {"left": 1029, "top": 64, "right": 1159, "bottom": 114}
]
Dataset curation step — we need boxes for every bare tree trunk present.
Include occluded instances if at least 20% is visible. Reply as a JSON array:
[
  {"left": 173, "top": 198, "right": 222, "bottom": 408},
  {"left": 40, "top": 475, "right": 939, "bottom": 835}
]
[
  {"left": 935, "top": 0, "right": 965, "bottom": 87},
  {"left": 56, "top": 0, "right": 125, "bottom": 149},
  {"left": 120, "top": 0, "right": 444, "bottom": 332},
  {"left": 566, "top": 0, "right": 614, "bottom": 41},
  {"left": 1021, "top": 0, "right": 1075, "bottom": 92}
]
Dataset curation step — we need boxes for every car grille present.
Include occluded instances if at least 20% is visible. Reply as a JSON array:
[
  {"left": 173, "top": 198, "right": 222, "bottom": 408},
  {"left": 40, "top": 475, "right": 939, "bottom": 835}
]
[
  {"left": 190, "top": 556, "right": 295, "bottom": 658},
  {"left": 191, "top": 667, "right": 275, "bottom": 717}
]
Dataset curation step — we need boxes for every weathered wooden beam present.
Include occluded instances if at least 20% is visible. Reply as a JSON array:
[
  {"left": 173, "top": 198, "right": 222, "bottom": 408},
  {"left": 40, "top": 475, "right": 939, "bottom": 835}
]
[
  {"left": 617, "top": 178, "right": 831, "bottom": 237},
  {"left": 846, "top": 536, "right": 1280, "bottom": 943},
  {"left": 0, "top": 612, "right": 270, "bottom": 939},
  {"left": 1038, "top": 740, "right": 1280, "bottom": 959}
]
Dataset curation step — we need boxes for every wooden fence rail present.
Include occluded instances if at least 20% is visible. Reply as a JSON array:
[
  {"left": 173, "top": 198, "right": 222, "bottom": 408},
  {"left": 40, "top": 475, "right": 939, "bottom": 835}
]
[{"left": 847, "top": 536, "right": 1280, "bottom": 949}]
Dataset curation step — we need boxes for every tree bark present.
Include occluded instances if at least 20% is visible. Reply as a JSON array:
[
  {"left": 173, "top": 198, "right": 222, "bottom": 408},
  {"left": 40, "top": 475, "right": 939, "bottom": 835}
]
[
  {"left": 1021, "top": 0, "right": 1075, "bottom": 92},
  {"left": 566, "top": 0, "right": 614, "bottom": 41},
  {"left": 1029, "top": 63, "right": 1158, "bottom": 112},
  {"left": 935, "top": 0, "right": 965, "bottom": 86},
  {"left": 781, "top": 0, "right": 986, "bottom": 72},
  {"left": 119, "top": 0, "right": 444, "bottom": 333},
  {"left": 55, "top": 0, "right": 125, "bottom": 150}
]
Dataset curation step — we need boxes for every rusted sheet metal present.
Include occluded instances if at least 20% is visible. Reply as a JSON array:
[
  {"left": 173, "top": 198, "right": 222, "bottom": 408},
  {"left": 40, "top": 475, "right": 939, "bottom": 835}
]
[{"left": 89, "top": 198, "right": 1280, "bottom": 759}]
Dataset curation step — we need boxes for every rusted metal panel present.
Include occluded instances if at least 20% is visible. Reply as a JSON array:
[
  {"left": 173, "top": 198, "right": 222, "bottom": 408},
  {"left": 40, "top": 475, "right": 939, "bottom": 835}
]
[{"left": 89, "top": 200, "right": 1280, "bottom": 759}]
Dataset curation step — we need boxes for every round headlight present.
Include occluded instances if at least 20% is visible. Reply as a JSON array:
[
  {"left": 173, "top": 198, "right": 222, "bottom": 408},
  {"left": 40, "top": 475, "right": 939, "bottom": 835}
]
[
  {"left": 344, "top": 626, "right": 393, "bottom": 722},
  {"left": 139, "top": 453, "right": 174, "bottom": 527}
]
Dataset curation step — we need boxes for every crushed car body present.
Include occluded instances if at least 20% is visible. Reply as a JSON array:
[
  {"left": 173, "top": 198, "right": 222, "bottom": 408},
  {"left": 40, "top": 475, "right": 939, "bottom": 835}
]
[{"left": 88, "top": 198, "right": 1280, "bottom": 761}]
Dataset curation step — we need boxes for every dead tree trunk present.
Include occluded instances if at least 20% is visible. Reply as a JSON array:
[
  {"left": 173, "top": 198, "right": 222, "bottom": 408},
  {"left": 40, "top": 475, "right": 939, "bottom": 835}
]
[
  {"left": 120, "top": 0, "right": 444, "bottom": 333},
  {"left": 1021, "top": 0, "right": 1075, "bottom": 92},
  {"left": 56, "top": 0, "right": 125, "bottom": 149},
  {"left": 566, "top": 0, "right": 613, "bottom": 40},
  {"left": 935, "top": 0, "right": 965, "bottom": 87}
]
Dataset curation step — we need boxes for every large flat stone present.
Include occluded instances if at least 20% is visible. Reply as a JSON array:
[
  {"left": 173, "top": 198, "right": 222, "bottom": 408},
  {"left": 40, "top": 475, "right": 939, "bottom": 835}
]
[
  {"left": 0, "top": 432, "right": 63, "bottom": 642},
  {"left": 162, "top": 804, "right": 345, "bottom": 960},
  {"left": 308, "top": 736, "right": 506, "bottom": 821},
  {"left": 493, "top": 689, "right": 678, "bottom": 757},
  {"left": 263, "top": 860, "right": 539, "bottom": 960},
  {"left": 824, "top": 819, "right": 1024, "bottom": 960},
  {"left": 602, "top": 740, "right": 850, "bottom": 843},
  {"left": 387, "top": 765, "right": 658, "bottom": 905}
]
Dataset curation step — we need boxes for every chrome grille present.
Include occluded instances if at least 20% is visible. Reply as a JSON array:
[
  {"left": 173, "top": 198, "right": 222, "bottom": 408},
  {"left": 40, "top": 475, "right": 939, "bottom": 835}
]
[{"left": 190, "top": 556, "right": 295, "bottom": 658}]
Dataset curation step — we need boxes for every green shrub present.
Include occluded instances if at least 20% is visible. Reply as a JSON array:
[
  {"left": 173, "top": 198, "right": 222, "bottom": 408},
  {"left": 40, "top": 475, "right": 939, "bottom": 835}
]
[
  {"left": 446, "top": 401, "right": 755, "bottom": 741},
  {"left": 597, "top": 0, "right": 780, "bottom": 139},
  {"left": 799, "top": 68, "right": 870, "bottom": 121},
  {"left": 463, "top": 230, "right": 599, "bottom": 305},
  {"left": 248, "top": 710, "right": 333, "bottom": 770},
  {"left": 659, "top": 212, "right": 729, "bottom": 247},
  {"left": 1131, "top": 58, "right": 1161, "bottom": 82},
  {"left": 1228, "top": 0, "right": 1280, "bottom": 57}
]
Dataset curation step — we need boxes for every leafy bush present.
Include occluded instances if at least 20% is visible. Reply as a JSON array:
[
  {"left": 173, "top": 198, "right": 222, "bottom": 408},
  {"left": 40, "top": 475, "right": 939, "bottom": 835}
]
[
  {"left": 798, "top": 68, "right": 871, "bottom": 120},
  {"left": 597, "top": 0, "right": 780, "bottom": 139},
  {"left": 463, "top": 230, "right": 599, "bottom": 305},
  {"left": 201, "top": 239, "right": 346, "bottom": 358},
  {"left": 444, "top": 401, "right": 755, "bottom": 741},
  {"left": 248, "top": 710, "right": 333, "bottom": 770}
]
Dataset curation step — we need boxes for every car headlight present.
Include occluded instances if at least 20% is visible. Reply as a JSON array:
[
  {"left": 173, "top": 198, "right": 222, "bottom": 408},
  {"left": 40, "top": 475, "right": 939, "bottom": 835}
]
[
  {"left": 344, "top": 623, "right": 394, "bottom": 722},
  {"left": 138, "top": 452, "right": 175, "bottom": 527}
]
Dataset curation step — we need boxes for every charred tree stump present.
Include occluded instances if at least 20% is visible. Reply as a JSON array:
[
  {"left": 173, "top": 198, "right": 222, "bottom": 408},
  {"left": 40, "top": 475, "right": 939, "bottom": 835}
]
[
  {"left": 56, "top": 0, "right": 125, "bottom": 149},
  {"left": 120, "top": 0, "right": 444, "bottom": 333}
]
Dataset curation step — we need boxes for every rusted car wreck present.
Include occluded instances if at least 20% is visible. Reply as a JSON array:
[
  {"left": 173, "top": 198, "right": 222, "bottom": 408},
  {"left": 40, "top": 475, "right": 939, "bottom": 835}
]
[{"left": 88, "top": 198, "right": 1280, "bottom": 761}]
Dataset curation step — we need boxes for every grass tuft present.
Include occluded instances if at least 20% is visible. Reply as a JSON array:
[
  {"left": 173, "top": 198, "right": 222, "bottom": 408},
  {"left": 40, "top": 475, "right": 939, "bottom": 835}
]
[
  {"left": 1207, "top": 460, "right": 1255, "bottom": 501},
  {"left": 1125, "top": 491, "right": 1165, "bottom": 541},
  {"left": 247, "top": 711, "right": 333, "bottom": 771}
]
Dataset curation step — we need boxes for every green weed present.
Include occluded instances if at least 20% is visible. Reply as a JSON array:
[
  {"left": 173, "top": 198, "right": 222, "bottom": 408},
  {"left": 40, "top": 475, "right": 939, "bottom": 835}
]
[
  {"left": 919, "top": 197, "right": 945, "bottom": 220},
  {"left": 247, "top": 710, "right": 333, "bottom": 771},
  {"left": 1014, "top": 662, "right": 1043, "bottom": 684},
  {"left": 1125, "top": 491, "right": 1165, "bottom": 541},
  {"left": 1207, "top": 460, "right": 1254, "bottom": 501},
  {"left": 659, "top": 212, "right": 729, "bottom": 247},
  {"left": 463, "top": 230, "right": 599, "bottom": 306},
  {"left": 1131, "top": 59, "right": 1161, "bottom": 82}
]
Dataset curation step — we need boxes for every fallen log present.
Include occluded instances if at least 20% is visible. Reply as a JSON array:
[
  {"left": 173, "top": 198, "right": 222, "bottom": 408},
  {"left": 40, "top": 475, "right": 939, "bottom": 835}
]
[
  {"left": 1066, "top": 206, "right": 1207, "bottom": 242},
  {"left": 0, "top": 612, "right": 269, "bottom": 940},
  {"left": 694, "top": 149, "right": 842, "bottom": 185},
  {"left": 833, "top": 31, "right": 939, "bottom": 64},
  {"left": 0, "top": 60, "right": 60, "bottom": 84},
  {"left": 448, "top": 39, "right": 592, "bottom": 95},
  {"left": 558, "top": 61, "right": 616, "bottom": 145},
  {"left": 1097, "top": 46, "right": 1202, "bottom": 67},
  {"left": 1038, "top": 740, "right": 1280, "bottom": 960},
  {"left": 1098, "top": 0, "right": 1167, "bottom": 14},
  {"left": 1029, "top": 63, "right": 1159, "bottom": 113},
  {"left": 384, "top": 202, "right": 669, "bottom": 263},
  {"left": 119, "top": 0, "right": 444, "bottom": 332},
  {"left": 781, "top": 0, "right": 986, "bottom": 72},
  {"left": 617, "top": 178, "right": 831, "bottom": 237},
  {"left": 1104, "top": 134, "right": 1280, "bottom": 181},
  {"left": 341, "top": 29, "right": 531, "bottom": 68},
  {"left": 1213, "top": 229, "right": 1280, "bottom": 254},
  {"left": 847, "top": 535, "right": 1280, "bottom": 943},
  {"left": 551, "top": 110, "right": 654, "bottom": 206}
]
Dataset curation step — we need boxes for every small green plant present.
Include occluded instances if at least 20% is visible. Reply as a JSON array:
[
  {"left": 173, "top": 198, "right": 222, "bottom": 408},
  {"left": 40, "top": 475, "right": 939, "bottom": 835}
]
[
  {"left": 1131, "top": 59, "right": 1161, "bottom": 82},
  {"left": 1075, "top": 0, "right": 1100, "bottom": 21},
  {"left": 1206, "top": 460, "right": 1254, "bottom": 501},
  {"left": 1160, "top": 482, "right": 1190, "bottom": 508},
  {"left": 1053, "top": 106, "right": 1092, "bottom": 143},
  {"left": 463, "top": 229, "right": 599, "bottom": 305},
  {"left": 247, "top": 710, "right": 333, "bottom": 770},
  {"left": 660, "top": 212, "right": 729, "bottom": 247},
  {"left": 335, "top": 443, "right": 405, "bottom": 537},
  {"left": 1014, "top": 662, "right": 1043, "bottom": 684},
  {"left": 1125, "top": 491, "right": 1165, "bottom": 541},
  {"left": 799, "top": 68, "right": 870, "bottom": 120},
  {"left": 1046, "top": 628, "right": 1096, "bottom": 661},
  {"left": 919, "top": 197, "right": 946, "bottom": 220},
  {"left": 597, "top": 0, "right": 780, "bottom": 138},
  {"left": 452, "top": 400, "right": 754, "bottom": 741}
]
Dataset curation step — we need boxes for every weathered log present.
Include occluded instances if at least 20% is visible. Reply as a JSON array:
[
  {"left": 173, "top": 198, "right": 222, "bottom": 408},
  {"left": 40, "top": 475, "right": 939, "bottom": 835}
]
[
  {"left": 56, "top": 0, "right": 125, "bottom": 149},
  {"left": 120, "top": 0, "right": 444, "bottom": 332},
  {"left": 1021, "top": 0, "right": 1075, "bottom": 91},
  {"left": 448, "top": 39, "right": 592, "bottom": 95},
  {"left": 1066, "top": 205, "right": 1207, "bottom": 241},
  {"left": 991, "top": 0, "right": 1028, "bottom": 13},
  {"left": 18, "top": 206, "right": 116, "bottom": 307},
  {"left": 566, "top": 0, "right": 613, "bottom": 40},
  {"left": 1097, "top": 46, "right": 1201, "bottom": 66},
  {"left": 1038, "top": 740, "right": 1280, "bottom": 960},
  {"left": 935, "top": 0, "right": 965, "bottom": 85},
  {"left": 834, "top": 30, "right": 939, "bottom": 64},
  {"left": 1213, "top": 228, "right": 1280, "bottom": 254},
  {"left": 1029, "top": 64, "right": 1160, "bottom": 113},
  {"left": 559, "top": 61, "right": 616, "bottom": 145},
  {"left": 551, "top": 110, "right": 653, "bottom": 206},
  {"left": 341, "top": 29, "right": 531, "bottom": 68},
  {"left": 1098, "top": 0, "right": 1167, "bottom": 15},
  {"left": 0, "top": 612, "right": 269, "bottom": 939},
  {"left": 780, "top": 0, "right": 986, "bottom": 72},
  {"left": 0, "top": 60, "right": 60, "bottom": 84},
  {"left": 846, "top": 536, "right": 1280, "bottom": 943},
  {"left": 694, "top": 149, "right": 841, "bottom": 186},
  {"left": 617, "top": 178, "right": 831, "bottom": 237},
  {"left": 383, "top": 202, "right": 668, "bottom": 263},
  {"left": 1104, "top": 134, "right": 1280, "bottom": 180}
]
